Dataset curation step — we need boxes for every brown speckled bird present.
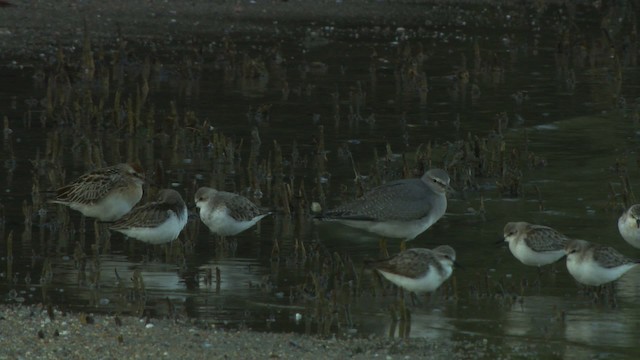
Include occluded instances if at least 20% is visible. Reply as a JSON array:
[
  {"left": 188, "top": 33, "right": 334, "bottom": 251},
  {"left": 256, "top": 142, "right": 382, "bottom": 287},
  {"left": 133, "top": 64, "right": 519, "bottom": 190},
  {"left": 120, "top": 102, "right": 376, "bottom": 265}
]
[
  {"left": 501, "top": 222, "right": 570, "bottom": 267},
  {"left": 49, "top": 163, "right": 145, "bottom": 221},
  {"left": 368, "top": 245, "right": 459, "bottom": 293}
]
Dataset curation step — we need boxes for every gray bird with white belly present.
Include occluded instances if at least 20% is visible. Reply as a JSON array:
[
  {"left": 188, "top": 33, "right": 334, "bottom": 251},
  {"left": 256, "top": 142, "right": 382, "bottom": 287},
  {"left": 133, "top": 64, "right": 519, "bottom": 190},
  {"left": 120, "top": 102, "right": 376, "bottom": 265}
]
[{"left": 318, "top": 168, "right": 452, "bottom": 241}]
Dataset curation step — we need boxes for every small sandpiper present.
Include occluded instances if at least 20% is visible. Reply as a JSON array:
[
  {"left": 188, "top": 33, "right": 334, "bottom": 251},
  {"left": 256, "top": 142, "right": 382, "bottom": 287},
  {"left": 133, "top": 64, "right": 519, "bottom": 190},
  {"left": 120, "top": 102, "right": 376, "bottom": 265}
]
[
  {"left": 565, "top": 239, "right": 640, "bottom": 286},
  {"left": 194, "top": 187, "right": 270, "bottom": 237},
  {"left": 501, "top": 221, "right": 570, "bottom": 267},
  {"left": 318, "top": 168, "right": 452, "bottom": 241},
  {"left": 368, "top": 245, "right": 459, "bottom": 294},
  {"left": 618, "top": 204, "right": 640, "bottom": 249},
  {"left": 49, "top": 163, "right": 145, "bottom": 221},
  {"left": 109, "top": 189, "right": 188, "bottom": 245}
]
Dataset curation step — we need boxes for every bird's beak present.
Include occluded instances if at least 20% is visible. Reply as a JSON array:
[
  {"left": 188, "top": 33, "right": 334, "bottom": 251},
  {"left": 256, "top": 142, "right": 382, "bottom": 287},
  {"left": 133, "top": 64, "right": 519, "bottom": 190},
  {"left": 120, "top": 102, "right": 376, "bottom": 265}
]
[
  {"left": 495, "top": 238, "right": 507, "bottom": 247},
  {"left": 453, "top": 260, "right": 464, "bottom": 269},
  {"left": 187, "top": 208, "right": 199, "bottom": 221},
  {"left": 142, "top": 176, "right": 157, "bottom": 187},
  {"left": 636, "top": 219, "right": 640, "bottom": 229}
]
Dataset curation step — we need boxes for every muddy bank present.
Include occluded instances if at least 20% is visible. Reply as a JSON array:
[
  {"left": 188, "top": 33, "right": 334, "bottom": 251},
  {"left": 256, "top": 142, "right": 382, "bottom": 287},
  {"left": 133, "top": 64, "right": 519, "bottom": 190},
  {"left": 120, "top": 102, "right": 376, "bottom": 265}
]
[{"left": 0, "top": 304, "right": 554, "bottom": 359}]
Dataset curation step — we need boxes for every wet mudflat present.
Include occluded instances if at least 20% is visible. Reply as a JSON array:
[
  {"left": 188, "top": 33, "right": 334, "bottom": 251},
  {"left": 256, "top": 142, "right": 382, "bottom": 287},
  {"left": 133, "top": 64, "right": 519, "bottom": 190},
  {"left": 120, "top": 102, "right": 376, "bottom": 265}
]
[{"left": 1, "top": 1, "right": 640, "bottom": 359}]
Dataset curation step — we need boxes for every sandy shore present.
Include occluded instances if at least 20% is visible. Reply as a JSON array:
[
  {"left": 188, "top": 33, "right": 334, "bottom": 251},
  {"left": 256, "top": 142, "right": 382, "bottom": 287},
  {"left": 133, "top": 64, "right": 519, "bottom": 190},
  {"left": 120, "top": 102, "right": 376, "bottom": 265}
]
[{"left": 0, "top": 303, "right": 525, "bottom": 360}]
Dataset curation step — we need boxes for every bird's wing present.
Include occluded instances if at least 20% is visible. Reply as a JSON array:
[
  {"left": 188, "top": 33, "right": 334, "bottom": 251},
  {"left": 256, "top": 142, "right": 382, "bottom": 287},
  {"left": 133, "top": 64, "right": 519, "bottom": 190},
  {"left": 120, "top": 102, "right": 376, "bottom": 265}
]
[
  {"left": 325, "top": 179, "right": 437, "bottom": 221},
  {"left": 54, "top": 168, "right": 125, "bottom": 205},
  {"left": 109, "top": 202, "right": 173, "bottom": 229},
  {"left": 593, "top": 246, "right": 636, "bottom": 268},
  {"left": 523, "top": 225, "right": 569, "bottom": 252},
  {"left": 222, "top": 193, "right": 267, "bottom": 221},
  {"left": 372, "top": 249, "right": 433, "bottom": 279}
]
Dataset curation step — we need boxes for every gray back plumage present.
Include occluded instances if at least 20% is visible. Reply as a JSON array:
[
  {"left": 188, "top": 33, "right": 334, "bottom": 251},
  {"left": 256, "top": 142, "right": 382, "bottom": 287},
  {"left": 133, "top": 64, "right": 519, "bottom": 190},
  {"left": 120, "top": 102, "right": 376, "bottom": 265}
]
[
  {"left": 324, "top": 169, "right": 450, "bottom": 221},
  {"left": 110, "top": 189, "right": 185, "bottom": 229},
  {"left": 202, "top": 189, "right": 268, "bottom": 221},
  {"left": 372, "top": 246, "right": 454, "bottom": 279},
  {"left": 523, "top": 224, "right": 570, "bottom": 252},
  {"left": 326, "top": 176, "right": 446, "bottom": 222},
  {"left": 592, "top": 245, "right": 638, "bottom": 268}
]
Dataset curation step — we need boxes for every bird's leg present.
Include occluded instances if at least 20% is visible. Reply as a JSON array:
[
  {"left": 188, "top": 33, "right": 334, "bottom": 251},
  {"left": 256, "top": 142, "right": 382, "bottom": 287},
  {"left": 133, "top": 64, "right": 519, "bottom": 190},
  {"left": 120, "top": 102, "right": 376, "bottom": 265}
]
[
  {"left": 606, "top": 282, "right": 618, "bottom": 308},
  {"left": 410, "top": 291, "right": 422, "bottom": 306},
  {"left": 402, "top": 305, "right": 412, "bottom": 339},
  {"left": 426, "top": 289, "right": 436, "bottom": 306},
  {"left": 379, "top": 239, "right": 389, "bottom": 258},
  {"left": 398, "top": 294, "right": 406, "bottom": 315},
  {"left": 395, "top": 287, "right": 408, "bottom": 311},
  {"left": 588, "top": 285, "right": 600, "bottom": 303},
  {"left": 162, "top": 243, "right": 170, "bottom": 262},
  {"left": 93, "top": 219, "right": 110, "bottom": 255},
  {"left": 399, "top": 299, "right": 412, "bottom": 339},
  {"left": 400, "top": 240, "right": 407, "bottom": 252},
  {"left": 228, "top": 238, "right": 238, "bottom": 257},
  {"left": 215, "top": 235, "right": 228, "bottom": 258},
  {"left": 143, "top": 243, "right": 153, "bottom": 263},
  {"left": 533, "top": 267, "right": 543, "bottom": 291},
  {"left": 387, "top": 304, "right": 398, "bottom": 338},
  {"left": 78, "top": 215, "right": 87, "bottom": 248}
]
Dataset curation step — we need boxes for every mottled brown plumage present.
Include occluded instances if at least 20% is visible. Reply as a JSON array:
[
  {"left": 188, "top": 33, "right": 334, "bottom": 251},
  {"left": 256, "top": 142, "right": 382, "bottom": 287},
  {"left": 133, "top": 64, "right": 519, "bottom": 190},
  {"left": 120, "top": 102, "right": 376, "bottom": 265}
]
[
  {"left": 368, "top": 245, "right": 457, "bottom": 293},
  {"left": 49, "top": 163, "right": 145, "bottom": 221},
  {"left": 503, "top": 222, "right": 569, "bottom": 253},
  {"left": 109, "top": 189, "right": 188, "bottom": 245}
]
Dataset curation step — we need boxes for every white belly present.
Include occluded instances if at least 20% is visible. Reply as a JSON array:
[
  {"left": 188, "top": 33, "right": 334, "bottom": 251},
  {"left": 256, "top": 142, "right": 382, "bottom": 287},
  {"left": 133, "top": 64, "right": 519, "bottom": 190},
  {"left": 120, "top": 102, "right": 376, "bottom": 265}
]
[
  {"left": 618, "top": 216, "right": 640, "bottom": 249},
  {"left": 510, "top": 241, "right": 565, "bottom": 267},
  {"left": 337, "top": 214, "right": 442, "bottom": 241},
  {"left": 118, "top": 209, "right": 187, "bottom": 245},
  {"left": 201, "top": 208, "right": 268, "bottom": 236},
  {"left": 71, "top": 188, "right": 142, "bottom": 221},
  {"left": 379, "top": 264, "right": 453, "bottom": 293},
  {"left": 567, "top": 257, "right": 637, "bottom": 286}
]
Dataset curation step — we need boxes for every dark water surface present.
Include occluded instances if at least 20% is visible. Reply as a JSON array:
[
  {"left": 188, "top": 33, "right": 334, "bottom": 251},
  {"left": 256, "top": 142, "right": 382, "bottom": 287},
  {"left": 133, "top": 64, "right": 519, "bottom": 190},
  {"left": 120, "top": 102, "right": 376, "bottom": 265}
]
[{"left": 2, "top": 1, "right": 640, "bottom": 358}]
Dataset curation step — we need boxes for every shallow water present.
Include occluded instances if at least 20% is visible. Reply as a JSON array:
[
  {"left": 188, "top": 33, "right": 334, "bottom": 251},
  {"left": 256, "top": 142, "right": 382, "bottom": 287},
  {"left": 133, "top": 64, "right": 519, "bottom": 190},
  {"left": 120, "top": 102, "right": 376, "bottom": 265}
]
[{"left": 2, "top": 1, "right": 640, "bottom": 358}]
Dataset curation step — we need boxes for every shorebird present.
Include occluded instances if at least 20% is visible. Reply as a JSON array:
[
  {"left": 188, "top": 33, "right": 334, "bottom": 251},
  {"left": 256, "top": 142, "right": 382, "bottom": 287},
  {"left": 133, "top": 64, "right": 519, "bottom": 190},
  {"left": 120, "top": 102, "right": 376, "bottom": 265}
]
[
  {"left": 109, "top": 189, "right": 188, "bottom": 245},
  {"left": 501, "top": 222, "right": 569, "bottom": 267},
  {"left": 565, "top": 239, "right": 640, "bottom": 286},
  {"left": 368, "top": 245, "right": 459, "bottom": 294},
  {"left": 194, "top": 187, "right": 270, "bottom": 237},
  {"left": 318, "top": 168, "right": 452, "bottom": 241},
  {"left": 49, "top": 163, "right": 145, "bottom": 221},
  {"left": 618, "top": 204, "right": 640, "bottom": 249}
]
